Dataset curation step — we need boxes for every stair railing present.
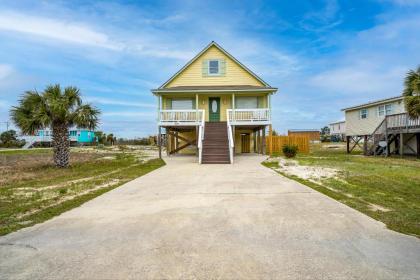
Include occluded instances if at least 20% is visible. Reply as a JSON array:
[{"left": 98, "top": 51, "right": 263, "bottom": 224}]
[
  {"left": 197, "top": 110, "right": 205, "bottom": 164},
  {"left": 227, "top": 116, "right": 234, "bottom": 164},
  {"left": 367, "top": 118, "right": 387, "bottom": 156}
]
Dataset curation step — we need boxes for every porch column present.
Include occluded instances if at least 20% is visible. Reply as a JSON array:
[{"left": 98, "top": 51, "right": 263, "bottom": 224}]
[
  {"left": 268, "top": 93, "right": 271, "bottom": 122},
  {"left": 262, "top": 126, "right": 266, "bottom": 155},
  {"left": 257, "top": 129, "right": 262, "bottom": 154},
  {"left": 195, "top": 93, "right": 199, "bottom": 123},
  {"left": 158, "top": 126, "right": 162, "bottom": 159},
  {"left": 166, "top": 128, "right": 170, "bottom": 156},
  {"left": 232, "top": 93, "right": 235, "bottom": 122},
  {"left": 157, "top": 94, "right": 161, "bottom": 123},
  {"left": 253, "top": 131, "right": 257, "bottom": 153},
  {"left": 269, "top": 124, "right": 273, "bottom": 156}
]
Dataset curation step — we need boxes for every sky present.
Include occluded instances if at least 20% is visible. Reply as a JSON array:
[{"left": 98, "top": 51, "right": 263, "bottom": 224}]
[{"left": 0, "top": 0, "right": 419, "bottom": 137}]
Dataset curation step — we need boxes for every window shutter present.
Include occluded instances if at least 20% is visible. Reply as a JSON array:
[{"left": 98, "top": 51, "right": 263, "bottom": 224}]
[
  {"left": 220, "top": 59, "right": 226, "bottom": 76},
  {"left": 192, "top": 98, "right": 196, "bottom": 109},
  {"left": 166, "top": 98, "right": 172, "bottom": 109},
  {"left": 202, "top": 60, "right": 209, "bottom": 76}
]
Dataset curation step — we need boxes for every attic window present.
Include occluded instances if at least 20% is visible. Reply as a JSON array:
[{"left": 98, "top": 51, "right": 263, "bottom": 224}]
[{"left": 208, "top": 60, "right": 219, "bottom": 75}]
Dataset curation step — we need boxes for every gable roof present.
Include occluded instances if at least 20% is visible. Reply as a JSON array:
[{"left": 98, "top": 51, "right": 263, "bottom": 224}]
[
  {"left": 158, "top": 41, "right": 272, "bottom": 89},
  {"left": 341, "top": 96, "right": 403, "bottom": 111}
]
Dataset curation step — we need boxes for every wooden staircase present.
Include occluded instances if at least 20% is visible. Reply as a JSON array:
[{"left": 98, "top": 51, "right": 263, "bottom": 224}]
[{"left": 202, "top": 122, "right": 230, "bottom": 164}]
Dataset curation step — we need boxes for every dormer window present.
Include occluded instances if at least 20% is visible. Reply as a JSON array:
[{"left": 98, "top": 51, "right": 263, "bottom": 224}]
[{"left": 208, "top": 60, "right": 219, "bottom": 75}]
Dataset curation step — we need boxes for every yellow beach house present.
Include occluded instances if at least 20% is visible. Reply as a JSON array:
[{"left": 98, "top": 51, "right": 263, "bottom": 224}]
[{"left": 152, "top": 41, "right": 278, "bottom": 164}]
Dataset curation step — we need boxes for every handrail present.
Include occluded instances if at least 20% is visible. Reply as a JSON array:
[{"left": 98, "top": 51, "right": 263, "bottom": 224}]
[
  {"left": 197, "top": 110, "right": 205, "bottom": 164},
  {"left": 227, "top": 118, "right": 234, "bottom": 164}
]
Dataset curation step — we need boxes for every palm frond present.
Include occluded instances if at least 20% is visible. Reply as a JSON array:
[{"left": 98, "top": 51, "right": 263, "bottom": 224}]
[{"left": 70, "top": 104, "right": 101, "bottom": 130}]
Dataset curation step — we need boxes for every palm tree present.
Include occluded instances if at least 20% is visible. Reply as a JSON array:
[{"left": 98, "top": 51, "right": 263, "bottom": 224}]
[
  {"left": 403, "top": 66, "right": 420, "bottom": 118},
  {"left": 106, "top": 133, "right": 115, "bottom": 145},
  {"left": 11, "top": 84, "right": 100, "bottom": 167}
]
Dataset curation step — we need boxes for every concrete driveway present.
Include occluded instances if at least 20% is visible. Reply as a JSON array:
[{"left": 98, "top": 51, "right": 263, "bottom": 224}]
[{"left": 1, "top": 155, "right": 419, "bottom": 279}]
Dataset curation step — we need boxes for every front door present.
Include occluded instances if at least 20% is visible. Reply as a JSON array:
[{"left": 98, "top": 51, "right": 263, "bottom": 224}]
[
  {"left": 241, "top": 134, "right": 250, "bottom": 153},
  {"left": 209, "top": 97, "right": 220, "bottom": 122}
]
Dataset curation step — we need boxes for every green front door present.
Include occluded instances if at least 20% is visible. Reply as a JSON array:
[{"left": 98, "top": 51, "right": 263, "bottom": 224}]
[{"left": 209, "top": 97, "right": 220, "bottom": 122}]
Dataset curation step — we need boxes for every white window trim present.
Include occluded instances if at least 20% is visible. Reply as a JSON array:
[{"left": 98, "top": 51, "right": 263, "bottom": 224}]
[
  {"left": 360, "top": 108, "right": 368, "bottom": 119},
  {"left": 208, "top": 59, "right": 220, "bottom": 76},
  {"left": 378, "top": 104, "right": 393, "bottom": 116}
]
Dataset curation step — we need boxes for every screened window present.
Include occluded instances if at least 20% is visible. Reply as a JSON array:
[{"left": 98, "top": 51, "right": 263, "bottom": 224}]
[
  {"left": 236, "top": 97, "right": 258, "bottom": 109},
  {"left": 208, "top": 60, "right": 219, "bottom": 75},
  {"left": 360, "top": 109, "right": 368, "bottom": 119},
  {"left": 172, "top": 99, "right": 194, "bottom": 110}
]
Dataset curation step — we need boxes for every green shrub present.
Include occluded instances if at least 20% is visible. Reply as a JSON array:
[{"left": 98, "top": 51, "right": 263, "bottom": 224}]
[{"left": 282, "top": 144, "right": 298, "bottom": 158}]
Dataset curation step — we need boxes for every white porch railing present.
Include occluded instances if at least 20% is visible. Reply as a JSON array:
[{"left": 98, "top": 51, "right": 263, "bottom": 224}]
[
  {"left": 159, "top": 109, "right": 205, "bottom": 126},
  {"left": 227, "top": 108, "right": 271, "bottom": 125}
]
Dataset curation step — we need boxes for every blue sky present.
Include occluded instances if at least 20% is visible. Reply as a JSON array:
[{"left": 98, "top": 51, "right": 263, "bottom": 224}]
[{"left": 0, "top": 0, "right": 419, "bottom": 137}]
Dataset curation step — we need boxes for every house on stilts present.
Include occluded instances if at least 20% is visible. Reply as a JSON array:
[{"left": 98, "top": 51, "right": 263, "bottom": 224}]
[
  {"left": 152, "top": 41, "right": 277, "bottom": 164},
  {"left": 343, "top": 96, "right": 420, "bottom": 157}
]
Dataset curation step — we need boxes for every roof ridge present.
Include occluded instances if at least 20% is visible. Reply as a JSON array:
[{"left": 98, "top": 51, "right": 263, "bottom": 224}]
[{"left": 157, "top": 41, "right": 271, "bottom": 89}]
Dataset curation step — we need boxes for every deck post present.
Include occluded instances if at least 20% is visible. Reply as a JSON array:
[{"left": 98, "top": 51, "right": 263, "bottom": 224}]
[
  {"left": 269, "top": 124, "right": 273, "bottom": 156},
  {"left": 166, "top": 128, "right": 170, "bottom": 156},
  {"left": 384, "top": 117, "right": 389, "bottom": 157},
  {"left": 363, "top": 135, "right": 368, "bottom": 155},
  {"left": 257, "top": 130, "right": 261, "bottom": 154},
  {"left": 158, "top": 126, "right": 162, "bottom": 159},
  {"left": 262, "top": 126, "right": 266, "bottom": 155},
  {"left": 253, "top": 131, "right": 257, "bottom": 153},
  {"left": 400, "top": 132, "right": 404, "bottom": 158},
  {"left": 417, "top": 133, "right": 420, "bottom": 159},
  {"left": 346, "top": 136, "right": 350, "bottom": 153}
]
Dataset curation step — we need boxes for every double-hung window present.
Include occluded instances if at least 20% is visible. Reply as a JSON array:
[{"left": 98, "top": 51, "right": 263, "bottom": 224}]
[
  {"left": 378, "top": 104, "right": 393, "bottom": 116},
  {"left": 208, "top": 60, "right": 220, "bottom": 75},
  {"left": 360, "top": 109, "right": 368, "bottom": 119},
  {"left": 171, "top": 99, "right": 194, "bottom": 110}
]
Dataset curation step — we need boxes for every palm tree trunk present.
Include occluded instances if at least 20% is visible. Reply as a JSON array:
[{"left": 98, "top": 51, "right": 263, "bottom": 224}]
[{"left": 52, "top": 124, "right": 70, "bottom": 167}]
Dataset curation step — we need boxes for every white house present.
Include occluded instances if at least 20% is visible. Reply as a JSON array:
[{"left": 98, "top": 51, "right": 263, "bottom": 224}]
[
  {"left": 329, "top": 120, "right": 346, "bottom": 141},
  {"left": 342, "top": 96, "right": 419, "bottom": 157}
]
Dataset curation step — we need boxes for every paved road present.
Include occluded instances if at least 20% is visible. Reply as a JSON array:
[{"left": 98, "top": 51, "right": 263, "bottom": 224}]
[{"left": 1, "top": 155, "right": 419, "bottom": 279}]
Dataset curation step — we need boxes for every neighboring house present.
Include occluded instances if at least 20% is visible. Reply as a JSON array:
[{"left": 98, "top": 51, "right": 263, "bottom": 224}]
[
  {"left": 288, "top": 129, "right": 320, "bottom": 143},
  {"left": 342, "top": 96, "right": 420, "bottom": 157},
  {"left": 19, "top": 128, "right": 96, "bottom": 149},
  {"left": 329, "top": 120, "right": 346, "bottom": 141},
  {"left": 152, "top": 41, "right": 277, "bottom": 164}
]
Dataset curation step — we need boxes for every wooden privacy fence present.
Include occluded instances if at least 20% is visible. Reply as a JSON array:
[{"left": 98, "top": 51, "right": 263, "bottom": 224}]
[{"left": 266, "top": 136, "right": 310, "bottom": 154}]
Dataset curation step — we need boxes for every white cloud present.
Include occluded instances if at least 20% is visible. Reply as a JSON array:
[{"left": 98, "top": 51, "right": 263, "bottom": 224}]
[
  {"left": 0, "top": 64, "right": 13, "bottom": 80},
  {"left": 102, "top": 111, "right": 155, "bottom": 117},
  {"left": 0, "top": 11, "right": 123, "bottom": 50},
  {"left": 85, "top": 96, "right": 155, "bottom": 108}
]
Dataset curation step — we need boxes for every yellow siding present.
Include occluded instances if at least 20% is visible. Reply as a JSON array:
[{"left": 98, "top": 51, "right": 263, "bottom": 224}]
[{"left": 165, "top": 45, "right": 264, "bottom": 88}]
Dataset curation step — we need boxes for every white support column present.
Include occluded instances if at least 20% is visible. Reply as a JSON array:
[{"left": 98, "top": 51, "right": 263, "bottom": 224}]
[
  {"left": 268, "top": 93, "right": 271, "bottom": 121},
  {"left": 157, "top": 95, "right": 161, "bottom": 123},
  {"left": 195, "top": 93, "right": 199, "bottom": 123},
  {"left": 232, "top": 93, "right": 235, "bottom": 123}
]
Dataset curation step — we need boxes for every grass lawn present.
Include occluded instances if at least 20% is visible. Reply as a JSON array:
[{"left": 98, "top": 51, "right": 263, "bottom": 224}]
[
  {"left": 0, "top": 146, "right": 164, "bottom": 236},
  {"left": 263, "top": 143, "right": 420, "bottom": 237}
]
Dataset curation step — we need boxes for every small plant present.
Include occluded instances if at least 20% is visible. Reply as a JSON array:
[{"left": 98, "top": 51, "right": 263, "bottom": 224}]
[{"left": 282, "top": 144, "right": 298, "bottom": 158}]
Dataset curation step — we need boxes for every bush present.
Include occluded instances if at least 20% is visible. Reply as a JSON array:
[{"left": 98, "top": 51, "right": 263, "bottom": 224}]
[{"left": 282, "top": 144, "right": 298, "bottom": 158}]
